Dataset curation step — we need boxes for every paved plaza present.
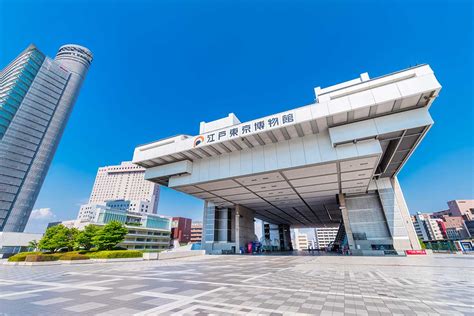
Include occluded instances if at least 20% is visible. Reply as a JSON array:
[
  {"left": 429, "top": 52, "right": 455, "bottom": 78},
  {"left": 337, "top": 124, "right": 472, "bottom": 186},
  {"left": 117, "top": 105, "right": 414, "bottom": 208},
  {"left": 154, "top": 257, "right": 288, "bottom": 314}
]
[{"left": 0, "top": 254, "right": 473, "bottom": 315}]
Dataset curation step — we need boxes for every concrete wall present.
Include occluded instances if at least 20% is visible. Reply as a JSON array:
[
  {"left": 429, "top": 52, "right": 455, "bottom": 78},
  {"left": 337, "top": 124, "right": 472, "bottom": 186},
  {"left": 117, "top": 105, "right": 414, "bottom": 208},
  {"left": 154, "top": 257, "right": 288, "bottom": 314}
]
[
  {"left": 345, "top": 193, "right": 392, "bottom": 250},
  {"left": 236, "top": 205, "right": 256, "bottom": 251}
]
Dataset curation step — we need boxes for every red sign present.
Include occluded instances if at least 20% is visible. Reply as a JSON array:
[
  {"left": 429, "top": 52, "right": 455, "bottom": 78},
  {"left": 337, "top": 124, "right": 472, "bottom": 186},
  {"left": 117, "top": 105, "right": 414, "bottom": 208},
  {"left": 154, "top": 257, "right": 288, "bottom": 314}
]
[{"left": 405, "top": 250, "right": 426, "bottom": 255}]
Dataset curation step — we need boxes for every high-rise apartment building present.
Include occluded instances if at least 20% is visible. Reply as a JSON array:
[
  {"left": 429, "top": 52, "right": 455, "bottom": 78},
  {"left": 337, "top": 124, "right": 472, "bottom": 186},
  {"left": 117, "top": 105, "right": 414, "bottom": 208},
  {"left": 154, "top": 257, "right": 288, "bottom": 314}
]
[
  {"left": 314, "top": 226, "right": 338, "bottom": 249},
  {"left": 0, "top": 44, "right": 92, "bottom": 232},
  {"left": 190, "top": 221, "right": 203, "bottom": 243},
  {"left": 412, "top": 213, "right": 444, "bottom": 241},
  {"left": 88, "top": 161, "right": 160, "bottom": 213}
]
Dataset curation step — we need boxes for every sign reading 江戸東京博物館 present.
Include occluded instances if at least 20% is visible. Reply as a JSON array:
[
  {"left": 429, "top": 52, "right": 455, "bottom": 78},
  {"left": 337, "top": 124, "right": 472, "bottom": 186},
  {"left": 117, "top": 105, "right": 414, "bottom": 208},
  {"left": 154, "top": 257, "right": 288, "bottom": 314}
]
[{"left": 193, "top": 110, "right": 296, "bottom": 147}]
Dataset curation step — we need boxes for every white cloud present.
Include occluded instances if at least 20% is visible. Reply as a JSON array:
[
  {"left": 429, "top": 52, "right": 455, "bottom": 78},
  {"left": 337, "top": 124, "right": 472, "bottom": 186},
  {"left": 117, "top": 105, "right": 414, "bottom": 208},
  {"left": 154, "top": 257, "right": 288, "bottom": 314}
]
[
  {"left": 29, "top": 208, "right": 56, "bottom": 220},
  {"left": 24, "top": 208, "right": 57, "bottom": 234}
]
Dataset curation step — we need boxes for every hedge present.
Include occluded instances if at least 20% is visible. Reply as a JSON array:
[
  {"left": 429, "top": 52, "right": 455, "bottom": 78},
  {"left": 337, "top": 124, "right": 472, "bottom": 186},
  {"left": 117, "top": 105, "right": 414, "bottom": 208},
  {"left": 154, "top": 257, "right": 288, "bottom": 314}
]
[
  {"left": 8, "top": 250, "right": 143, "bottom": 262},
  {"left": 87, "top": 250, "right": 143, "bottom": 259},
  {"left": 8, "top": 252, "right": 41, "bottom": 262},
  {"left": 24, "top": 254, "right": 60, "bottom": 262},
  {"left": 59, "top": 253, "right": 90, "bottom": 261}
]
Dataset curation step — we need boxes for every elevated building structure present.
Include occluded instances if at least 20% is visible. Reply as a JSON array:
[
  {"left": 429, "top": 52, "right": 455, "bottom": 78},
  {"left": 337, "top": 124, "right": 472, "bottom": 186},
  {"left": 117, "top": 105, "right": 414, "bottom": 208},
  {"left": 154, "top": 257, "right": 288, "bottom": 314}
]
[{"left": 133, "top": 65, "right": 441, "bottom": 255}]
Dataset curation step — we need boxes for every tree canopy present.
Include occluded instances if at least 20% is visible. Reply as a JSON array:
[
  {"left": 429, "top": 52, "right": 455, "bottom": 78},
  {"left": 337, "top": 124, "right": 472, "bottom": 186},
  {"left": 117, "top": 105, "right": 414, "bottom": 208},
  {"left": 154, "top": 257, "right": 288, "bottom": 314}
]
[
  {"left": 38, "top": 225, "right": 78, "bottom": 252},
  {"left": 75, "top": 224, "right": 102, "bottom": 250},
  {"left": 92, "top": 221, "right": 128, "bottom": 250}
]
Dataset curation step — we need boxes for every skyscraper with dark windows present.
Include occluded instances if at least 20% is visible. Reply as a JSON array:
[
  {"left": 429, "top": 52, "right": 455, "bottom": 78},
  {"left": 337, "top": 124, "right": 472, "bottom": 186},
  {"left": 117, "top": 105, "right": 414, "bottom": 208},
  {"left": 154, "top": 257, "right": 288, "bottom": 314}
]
[{"left": 0, "top": 44, "right": 92, "bottom": 232}]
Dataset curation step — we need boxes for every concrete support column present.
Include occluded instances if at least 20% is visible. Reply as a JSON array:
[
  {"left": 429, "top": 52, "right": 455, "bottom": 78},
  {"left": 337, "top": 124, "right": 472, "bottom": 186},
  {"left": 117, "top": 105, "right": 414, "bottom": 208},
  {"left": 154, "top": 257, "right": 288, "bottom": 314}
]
[
  {"left": 235, "top": 205, "right": 256, "bottom": 253},
  {"left": 338, "top": 194, "right": 356, "bottom": 250},
  {"left": 374, "top": 177, "right": 421, "bottom": 251},
  {"left": 392, "top": 177, "right": 421, "bottom": 250},
  {"left": 278, "top": 224, "right": 291, "bottom": 251}
]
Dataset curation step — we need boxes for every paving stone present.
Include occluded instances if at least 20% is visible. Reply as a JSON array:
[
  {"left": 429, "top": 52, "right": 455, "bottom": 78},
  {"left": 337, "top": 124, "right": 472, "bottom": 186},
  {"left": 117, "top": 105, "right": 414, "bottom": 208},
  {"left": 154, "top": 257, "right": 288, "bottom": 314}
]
[{"left": 0, "top": 255, "right": 471, "bottom": 315}]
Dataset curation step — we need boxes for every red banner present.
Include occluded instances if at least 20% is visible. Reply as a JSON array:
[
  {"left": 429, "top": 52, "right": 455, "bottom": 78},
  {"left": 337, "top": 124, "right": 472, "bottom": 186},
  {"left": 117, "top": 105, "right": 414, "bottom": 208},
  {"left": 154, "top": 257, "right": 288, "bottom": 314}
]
[{"left": 405, "top": 250, "right": 426, "bottom": 255}]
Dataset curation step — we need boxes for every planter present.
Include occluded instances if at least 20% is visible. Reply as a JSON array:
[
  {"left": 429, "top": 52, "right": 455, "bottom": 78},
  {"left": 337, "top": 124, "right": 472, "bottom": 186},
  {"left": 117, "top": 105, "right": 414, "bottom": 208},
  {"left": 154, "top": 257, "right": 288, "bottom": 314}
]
[{"left": 143, "top": 252, "right": 159, "bottom": 260}]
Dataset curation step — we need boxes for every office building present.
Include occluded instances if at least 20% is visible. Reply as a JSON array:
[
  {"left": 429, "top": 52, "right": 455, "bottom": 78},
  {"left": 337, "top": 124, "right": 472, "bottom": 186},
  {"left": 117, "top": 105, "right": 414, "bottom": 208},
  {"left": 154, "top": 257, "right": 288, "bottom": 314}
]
[
  {"left": 464, "top": 221, "right": 474, "bottom": 237},
  {"left": 190, "top": 221, "right": 203, "bottom": 243},
  {"left": 433, "top": 200, "right": 474, "bottom": 221},
  {"left": 59, "top": 205, "right": 171, "bottom": 250},
  {"left": 314, "top": 226, "right": 338, "bottom": 249},
  {"left": 133, "top": 65, "right": 441, "bottom": 255},
  {"left": 292, "top": 229, "right": 309, "bottom": 250},
  {"left": 77, "top": 199, "right": 154, "bottom": 221},
  {"left": 171, "top": 217, "right": 192, "bottom": 243},
  {"left": 441, "top": 215, "right": 471, "bottom": 240},
  {"left": 88, "top": 161, "right": 160, "bottom": 213},
  {"left": 0, "top": 44, "right": 92, "bottom": 232}
]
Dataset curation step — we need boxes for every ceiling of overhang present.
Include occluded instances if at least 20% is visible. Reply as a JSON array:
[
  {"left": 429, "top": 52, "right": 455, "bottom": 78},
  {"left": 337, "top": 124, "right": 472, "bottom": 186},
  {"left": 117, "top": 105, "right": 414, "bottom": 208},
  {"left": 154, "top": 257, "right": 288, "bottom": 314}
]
[
  {"left": 174, "top": 156, "right": 379, "bottom": 227},
  {"left": 136, "top": 89, "right": 436, "bottom": 170}
]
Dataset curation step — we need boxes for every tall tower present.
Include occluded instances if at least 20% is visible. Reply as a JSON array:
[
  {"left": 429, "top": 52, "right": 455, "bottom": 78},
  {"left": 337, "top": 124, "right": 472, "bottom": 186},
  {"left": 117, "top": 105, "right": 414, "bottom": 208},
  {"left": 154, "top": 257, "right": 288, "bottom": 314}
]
[{"left": 0, "top": 44, "right": 92, "bottom": 232}]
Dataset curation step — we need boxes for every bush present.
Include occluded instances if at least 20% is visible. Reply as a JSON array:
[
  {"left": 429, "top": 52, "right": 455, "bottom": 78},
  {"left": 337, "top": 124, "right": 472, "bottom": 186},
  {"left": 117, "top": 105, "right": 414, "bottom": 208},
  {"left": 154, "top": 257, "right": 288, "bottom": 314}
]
[
  {"left": 8, "top": 252, "right": 40, "bottom": 262},
  {"left": 87, "top": 250, "right": 143, "bottom": 259},
  {"left": 24, "top": 254, "right": 60, "bottom": 262},
  {"left": 59, "top": 253, "right": 90, "bottom": 261}
]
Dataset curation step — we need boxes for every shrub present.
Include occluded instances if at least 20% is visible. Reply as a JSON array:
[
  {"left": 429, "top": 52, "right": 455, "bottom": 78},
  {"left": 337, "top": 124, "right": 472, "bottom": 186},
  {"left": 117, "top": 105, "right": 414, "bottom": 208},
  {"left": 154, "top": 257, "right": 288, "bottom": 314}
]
[
  {"left": 24, "top": 254, "right": 60, "bottom": 262},
  {"left": 8, "top": 252, "right": 40, "bottom": 262},
  {"left": 87, "top": 250, "right": 143, "bottom": 259},
  {"left": 59, "top": 253, "right": 89, "bottom": 261}
]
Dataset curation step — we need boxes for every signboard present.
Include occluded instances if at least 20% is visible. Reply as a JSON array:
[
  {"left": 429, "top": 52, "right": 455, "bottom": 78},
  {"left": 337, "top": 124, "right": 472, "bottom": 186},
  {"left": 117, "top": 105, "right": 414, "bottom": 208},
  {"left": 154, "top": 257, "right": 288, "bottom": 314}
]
[
  {"left": 193, "top": 110, "right": 296, "bottom": 147},
  {"left": 405, "top": 249, "right": 426, "bottom": 255}
]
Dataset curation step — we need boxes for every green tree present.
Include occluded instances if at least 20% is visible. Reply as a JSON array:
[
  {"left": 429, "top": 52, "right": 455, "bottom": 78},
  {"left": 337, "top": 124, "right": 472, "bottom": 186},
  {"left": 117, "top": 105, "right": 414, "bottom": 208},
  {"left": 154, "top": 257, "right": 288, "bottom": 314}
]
[
  {"left": 75, "top": 224, "right": 101, "bottom": 250},
  {"left": 28, "top": 240, "right": 39, "bottom": 251},
  {"left": 38, "top": 225, "right": 78, "bottom": 252},
  {"left": 418, "top": 238, "right": 426, "bottom": 250},
  {"left": 92, "top": 221, "right": 128, "bottom": 250}
]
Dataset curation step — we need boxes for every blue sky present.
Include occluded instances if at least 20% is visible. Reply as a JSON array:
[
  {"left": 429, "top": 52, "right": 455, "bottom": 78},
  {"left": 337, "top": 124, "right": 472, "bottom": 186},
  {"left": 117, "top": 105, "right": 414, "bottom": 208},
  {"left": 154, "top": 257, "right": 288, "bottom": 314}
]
[{"left": 1, "top": 0, "right": 472, "bottom": 232}]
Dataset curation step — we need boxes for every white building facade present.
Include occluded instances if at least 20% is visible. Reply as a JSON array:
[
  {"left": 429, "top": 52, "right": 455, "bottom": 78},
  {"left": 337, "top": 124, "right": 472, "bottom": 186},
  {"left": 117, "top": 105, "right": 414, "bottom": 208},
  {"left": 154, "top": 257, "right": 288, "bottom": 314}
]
[
  {"left": 133, "top": 65, "right": 441, "bottom": 255},
  {"left": 315, "top": 226, "right": 339, "bottom": 249},
  {"left": 295, "top": 233, "right": 309, "bottom": 250},
  {"left": 412, "top": 213, "right": 444, "bottom": 241},
  {"left": 88, "top": 161, "right": 160, "bottom": 213}
]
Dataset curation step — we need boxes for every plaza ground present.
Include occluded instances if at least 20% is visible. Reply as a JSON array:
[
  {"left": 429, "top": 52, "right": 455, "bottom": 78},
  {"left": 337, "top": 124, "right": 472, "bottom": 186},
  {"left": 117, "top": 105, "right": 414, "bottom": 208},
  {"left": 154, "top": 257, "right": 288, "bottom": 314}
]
[{"left": 0, "top": 254, "right": 473, "bottom": 315}]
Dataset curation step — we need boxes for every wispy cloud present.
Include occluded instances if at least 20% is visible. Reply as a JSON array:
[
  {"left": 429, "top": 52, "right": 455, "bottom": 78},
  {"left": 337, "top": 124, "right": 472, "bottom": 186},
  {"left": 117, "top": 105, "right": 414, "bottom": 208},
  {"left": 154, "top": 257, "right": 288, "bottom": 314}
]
[
  {"left": 24, "top": 208, "right": 57, "bottom": 233},
  {"left": 29, "top": 208, "right": 56, "bottom": 220}
]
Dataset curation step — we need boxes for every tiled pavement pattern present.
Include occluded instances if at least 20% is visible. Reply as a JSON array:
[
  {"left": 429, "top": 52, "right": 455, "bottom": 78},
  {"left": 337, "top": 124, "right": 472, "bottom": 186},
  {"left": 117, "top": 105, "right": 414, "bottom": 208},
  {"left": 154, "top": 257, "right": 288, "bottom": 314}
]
[{"left": 0, "top": 254, "right": 473, "bottom": 315}]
